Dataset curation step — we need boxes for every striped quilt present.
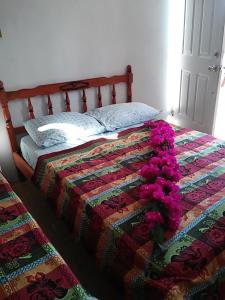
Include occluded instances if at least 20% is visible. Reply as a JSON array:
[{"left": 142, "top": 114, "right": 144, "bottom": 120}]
[
  {"left": 34, "top": 124, "right": 225, "bottom": 299},
  {"left": 0, "top": 173, "right": 92, "bottom": 299}
]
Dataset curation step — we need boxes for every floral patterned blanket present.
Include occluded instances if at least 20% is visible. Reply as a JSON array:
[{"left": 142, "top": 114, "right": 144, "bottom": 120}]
[
  {"left": 34, "top": 124, "right": 225, "bottom": 299},
  {"left": 0, "top": 173, "right": 93, "bottom": 299}
]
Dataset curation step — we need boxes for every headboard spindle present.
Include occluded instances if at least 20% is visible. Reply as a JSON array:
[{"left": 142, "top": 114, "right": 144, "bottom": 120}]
[
  {"left": 65, "top": 92, "right": 71, "bottom": 112},
  {"left": 28, "top": 98, "right": 35, "bottom": 119},
  {"left": 97, "top": 87, "right": 102, "bottom": 107},
  {"left": 112, "top": 84, "right": 116, "bottom": 104},
  {"left": 47, "top": 95, "right": 53, "bottom": 115},
  {"left": 127, "top": 65, "right": 133, "bottom": 102},
  {"left": 82, "top": 90, "right": 87, "bottom": 112}
]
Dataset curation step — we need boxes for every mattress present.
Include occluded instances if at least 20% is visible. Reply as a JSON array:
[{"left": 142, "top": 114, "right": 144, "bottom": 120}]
[{"left": 20, "top": 123, "right": 144, "bottom": 169}]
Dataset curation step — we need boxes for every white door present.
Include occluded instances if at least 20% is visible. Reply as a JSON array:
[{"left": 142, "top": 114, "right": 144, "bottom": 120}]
[{"left": 176, "top": 0, "right": 225, "bottom": 134}]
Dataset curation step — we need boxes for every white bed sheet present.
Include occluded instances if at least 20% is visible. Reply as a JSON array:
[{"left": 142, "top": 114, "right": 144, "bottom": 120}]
[{"left": 20, "top": 123, "right": 144, "bottom": 169}]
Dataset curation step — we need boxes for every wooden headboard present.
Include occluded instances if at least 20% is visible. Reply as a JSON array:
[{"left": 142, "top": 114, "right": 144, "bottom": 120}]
[{"left": 0, "top": 65, "right": 133, "bottom": 179}]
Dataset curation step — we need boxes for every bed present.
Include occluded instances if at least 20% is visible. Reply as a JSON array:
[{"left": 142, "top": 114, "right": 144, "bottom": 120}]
[
  {"left": 1, "top": 66, "right": 225, "bottom": 299},
  {"left": 0, "top": 172, "right": 94, "bottom": 299}
]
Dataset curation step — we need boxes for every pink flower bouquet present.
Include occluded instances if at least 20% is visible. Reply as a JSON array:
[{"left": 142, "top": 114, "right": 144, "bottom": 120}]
[{"left": 139, "top": 120, "right": 182, "bottom": 244}]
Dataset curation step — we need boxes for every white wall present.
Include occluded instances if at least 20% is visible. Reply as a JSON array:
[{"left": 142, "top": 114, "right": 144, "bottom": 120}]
[{"left": 0, "top": 0, "right": 170, "bottom": 181}]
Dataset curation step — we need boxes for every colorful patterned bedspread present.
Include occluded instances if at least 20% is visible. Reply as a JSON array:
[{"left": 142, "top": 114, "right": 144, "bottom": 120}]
[
  {"left": 0, "top": 173, "right": 93, "bottom": 299},
  {"left": 34, "top": 124, "right": 225, "bottom": 299}
]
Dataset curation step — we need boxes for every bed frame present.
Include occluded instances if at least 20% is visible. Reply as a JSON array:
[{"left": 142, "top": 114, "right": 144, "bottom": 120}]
[{"left": 0, "top": 65, "right": 133, "bottom": 180}]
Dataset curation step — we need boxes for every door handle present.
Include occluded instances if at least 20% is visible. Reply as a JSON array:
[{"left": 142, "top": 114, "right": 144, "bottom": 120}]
[{"left": 208, "top": 65, "right": 221, "bottom": 72}]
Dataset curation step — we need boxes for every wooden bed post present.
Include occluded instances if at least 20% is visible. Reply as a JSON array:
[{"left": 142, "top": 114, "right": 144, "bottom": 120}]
[
  {"left": 0, "top": 81, "right": 34, "bottom": 180},
  {"left": 0, "top": 81, "right": 18, "bottom": 152},
  {"left": 127, "top": 65, "right": 133, "bottom": 102}
]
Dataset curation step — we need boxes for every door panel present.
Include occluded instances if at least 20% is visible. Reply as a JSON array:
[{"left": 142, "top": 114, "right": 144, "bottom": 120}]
[
  {"left": 179, "top": 70, "right": 191, "bottom": 115},
  {"left": 177, "top": 0, "right": 225, "bottom": 133},
  {"left": 199, "top": 0, "right": 214, "bottom": 57},
  {"left": 183, "top": 0, "right": 195, "bottom": 55},
  {"left": 193, "top": 74, "right": 207, "bottom": 124}
]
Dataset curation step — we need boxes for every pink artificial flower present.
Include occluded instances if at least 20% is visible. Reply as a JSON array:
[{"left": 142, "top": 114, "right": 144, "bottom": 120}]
[
  {"left": 139, "top": 120, "right": 182, "bottom": 238},
  {"left": 145, "top": 120, "right": 169, "bottom": 129},
  {"left": 168, "top": 212, "right": 181, "bottom": 230},
  {"left": 161, "top": 154, "right": 177, "bottom": 166},
  {"left": 140, "top": 153, "right": 181, "bottom": 183},
  {"left": 156, "top": 149, "right": 176, "bottom": 157},
  {"left": 139, "top": 183, "right": 162, "bottom": 200},
  {"left": 144, "top": 120, "right": 160, "bottom": 128},
  {"left": 161, "top": 194, "right": 182, "bottom": 230},
  {"left": 139, "top": 163, "right": 160, "bottom": 182},
  {"left": 155, "top": 177, "right": 180, "bottom": 195},
  {"left": 150, "top": 157, "right": 163, "bottom": 165},
  {"left": 145, "top": 211, "right": 164, "bottom": 230},
  {"left": 162, "top": 194, "right": 181, "bottom": 210},
  {"left": 151, "top": 134, "right": 165, "bottom": 147},
  {"left": 161, "top": 165, "right": 181, "bottom": 182},
  {"left": 152, "top": 187, "right": 165, "bottom": 200},
  {"left": 140, "top": 178, "right": 181, "bottom": 202}
]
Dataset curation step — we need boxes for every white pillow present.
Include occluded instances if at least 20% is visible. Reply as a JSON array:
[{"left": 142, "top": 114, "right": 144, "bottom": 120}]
[
  {"left": 23, "top": 112, "right": 106, "bottom": 148},
  {"left": 85, "top": 102, "right": 159, "bottom": 131}
]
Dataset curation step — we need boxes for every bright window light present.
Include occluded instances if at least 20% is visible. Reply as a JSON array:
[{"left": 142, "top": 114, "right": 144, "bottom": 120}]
[
  {"left": 104, "top": 133, "right": 118, "bottom": 140},
  {"left": 213, "top": 32, "right": 225, "bottom": 139},
  {"left": 166, "top": 0, "right": 185, "bottom": 114},
  {"left": 38, "top": 123, "right": 119, "bottom": 142},
  {"left": 213, "top": 82, "right": 225, "bottom": 139},
  {"left": 38, "top": 123, "right": 87, "bottom": 142}
]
